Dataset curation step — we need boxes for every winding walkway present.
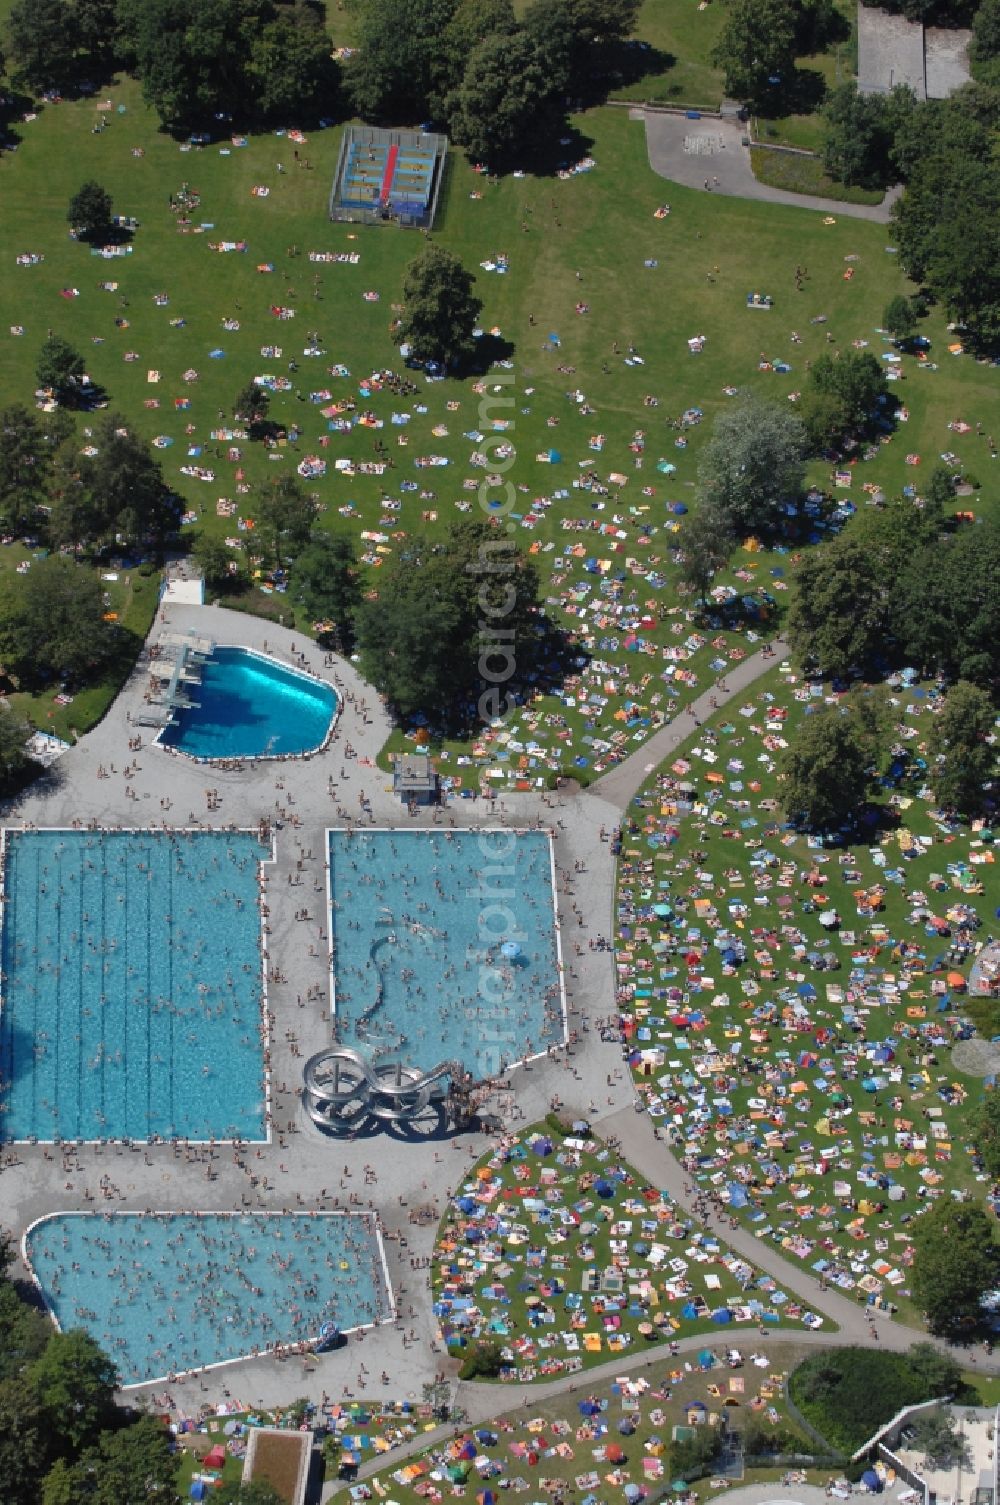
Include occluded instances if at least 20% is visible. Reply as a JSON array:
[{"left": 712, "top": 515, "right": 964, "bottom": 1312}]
[{"left": 589, "top": 639, "right": 790, "bottom": 810}]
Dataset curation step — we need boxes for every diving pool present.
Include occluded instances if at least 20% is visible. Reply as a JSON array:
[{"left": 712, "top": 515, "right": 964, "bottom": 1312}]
[
  {"left": 159, "top": 646, "right": 337, "bottom": 760},
  {"left": 328, "top": 829, "right": 565, "bottom": 1080},
  {"left": 0, "top": 830, "right": 270, "bottom": 1142},
  {"left": 24, "top": 1211, "right": 391, "bottom": 1385}
]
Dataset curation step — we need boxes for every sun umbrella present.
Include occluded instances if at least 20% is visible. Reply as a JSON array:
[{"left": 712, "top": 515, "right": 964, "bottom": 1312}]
[{"left": 672, "top": 1482, "right": 689, "bottom": 1493}]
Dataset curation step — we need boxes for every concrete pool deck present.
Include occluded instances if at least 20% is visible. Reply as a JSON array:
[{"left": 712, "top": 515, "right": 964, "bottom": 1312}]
[{"left": 0, "top": 600, "right": 633, "bottom": 1411}]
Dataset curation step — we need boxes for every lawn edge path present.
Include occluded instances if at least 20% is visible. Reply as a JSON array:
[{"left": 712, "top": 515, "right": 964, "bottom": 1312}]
[{"left": 588, "top": 640, "right": 791, "bottom": 811}]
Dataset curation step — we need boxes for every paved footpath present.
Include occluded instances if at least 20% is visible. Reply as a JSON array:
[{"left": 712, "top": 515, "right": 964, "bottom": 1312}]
[
  {"left": 632, "top": 109, "right": 902, "bottom": 224},
  {"left": 589, "top": 640, "right": 790, "bottom": 810}
]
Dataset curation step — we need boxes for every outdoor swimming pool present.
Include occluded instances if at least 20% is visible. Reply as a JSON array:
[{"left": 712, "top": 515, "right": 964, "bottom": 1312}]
[
  {"left": 24, "top": 1212, "right": 391, "bottom": 1385},
  {"left": 159, "top": 647, "right": 337, "bottom": 760},
  {"left": 0, "top": 830, "right": 270, "bottom": 1141},
  {"left": 328, "top": 829, "right": 565, "bottom": 1079}
]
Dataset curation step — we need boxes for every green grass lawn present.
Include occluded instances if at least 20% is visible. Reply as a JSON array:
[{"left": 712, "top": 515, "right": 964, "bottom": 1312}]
[
  {"left": 614, "top": 663, "right": 1000, "bottom": 1328},
  {"left": 431, "top": 1121, "right": 835, "bottom": 1385},
  {"left": 354, "top": 1347, "right": 830, "bottom": 1504},
  {"left": 0, "top": 89, "right": 997, "bottom": 781}
]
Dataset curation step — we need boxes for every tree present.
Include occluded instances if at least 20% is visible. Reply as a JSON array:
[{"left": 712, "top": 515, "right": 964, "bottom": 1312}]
[
  {"left": 803, "top": 349, "right": 888, "bottom": 445},
  {"left": 793, "top": 0, "right": 842, "bottom": 53},
  {"left": 891, "top": 85, "right": 1000, "bottom": 345},
  {"left": 194, "top": 533, "right": 242, "bottom": 593},
  {"left": 74, "top": 0, "right": 121, "bottom": 76},
  {"left": 398, "top": 245, "right": 482, "bottom": 367},
  {"left": 971, "top": 1090, "right": 1000, "bottom": 1179},
  {"left": 245, "top": 2, "right": 337, "bottom": 123},
  {"left": 922, "top": 464, "right": 956, "bottom": 526},
  {"left": 36, "top": 336, "right": 89, "bottom": 409},
  {"left": 522, "top": 0, "right": 642, "bottom": 94},
  {"left": 0, "top": 708, "right": 32, "bottom": 797},
  {"left": 458, "top": 1336, "right": 505, "bottom": 1378},
  {"left": 676, "top": 501, "right": 735, "bottom": 609},
  {"left": 294, "top": 532, "right": 361, "bottom": 649},
  {"left": 789, "top": 1348, "right": 961, "bottom": 1455},
  {"left": 253, "top": 474, "right": 317, "bottom": 571},
  {"left": 0, "top": 556, "right": 116, "bottom": 687},
  {"left": 911, "top": 1414, "right": 971, "bottom": 1471},
  {"left": 671, "top": 1425, "right": 723, "bottom": 1476},
  {"left": 972, "top": 0, "right": 1000, "bottom": 81},
  {"left": 892, "top": 519, "right": 1000, "bottom": 687},
  {"left": 0, "top": 404, "right": 55, "bottom": 532},
  {"left": 234, "top": 381, "right": 271, "bottom": 436},
  {"left": 28, "top": 1330, "right": 117, "bottom": 1453},
  {"left": 787, "top": 534, "right": 891, "bottom": 678},
  {"left": 41, "top": 1459, "right": 79, "bottom": 1505},
  {"left": 67, "top": 182, "right": 114, "bottom": 243},
  {"left": 697, "top": 393, "right": 806, "bottom": 538},
  {"left": 778, "top": 700, "right": 874, "bottom": 832},
  {"left": 356, "top": 522, "right": 541, "bottom": 730},
  {"left": 82, "top": 1416, "right": 179, "bottom": 1505},
  {"left": 6, "top": 0, "right": 77, "bottom": 91},
  {"left": 446, "top": 31, "right": 560, "bottom": 167},
  {"left": 0, "top": 1376, "right": 48, "bottom": 1505},
  {"left": 434, "top": 0, "right": 517, "bottom": 109},
  {"left": 911, "top": 1200, "right": 1000, "bottom": 1339},
  {"left": 883, "top": 294, "right": 917, "bottom": 341},
  {"left": 927, "top": 679, "right": 997, "bottom": 816},
  {"left": 711, "top": 0, "right": 797, "bottom": 108},
  {"left": 908, "top": 1343, "right": 962, "bottom": 1396},
  {"left": 822, "top": 84, "right": 897, "bottom": 189},
  {"left": 116, "top": 0, "right": 277, "bottom": 127},
  {"left": 82, "top": 415, "right": 180, "bottom": 552},
  {"left": 344, "top": 0, "right": 459, "bottom": 121}
]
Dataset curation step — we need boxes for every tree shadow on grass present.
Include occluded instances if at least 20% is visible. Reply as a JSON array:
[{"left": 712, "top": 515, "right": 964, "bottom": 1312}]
[
  {"left": 578, "top": 41, "right": 677, "bottom": 104},
  {"left": 462, "top": 331, "right": 516, "bottom": 375},
  {"left": 511, "top": 119, "right": 597, "bottom": 180},
  {"left": 761, "top": 67, "right": 828, "bottom": 119}
]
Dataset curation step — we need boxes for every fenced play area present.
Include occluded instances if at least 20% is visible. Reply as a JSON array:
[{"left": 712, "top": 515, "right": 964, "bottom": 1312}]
[{"left": 328, "top": 125, "right": 447, "bottom": 228}]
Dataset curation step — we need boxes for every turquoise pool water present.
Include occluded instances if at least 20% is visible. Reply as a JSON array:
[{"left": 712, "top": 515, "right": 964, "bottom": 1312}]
[
  {"left": 159, "top": 647, "right": 337, "bottom": 760},
  {"left": 25, "top": 1212, "right": 388, "bottom": 1384},
  {"left": 0, "top": 831, "right": 269, "bottom": 1141},
  {"left": 328, "top": 830, "right": 564, "bottom": 1079}
]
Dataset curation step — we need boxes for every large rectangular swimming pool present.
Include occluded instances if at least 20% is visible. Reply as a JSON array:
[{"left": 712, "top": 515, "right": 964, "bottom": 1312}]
[
  {"left": 25, "top": 1211, "right": 390, "bottom": 1385},
  {"left": 0, "top": 830, "right": 270, "bottom": 1141},
  {"left": 328, "top": 829, "right": 565, "bottom": 1080}
]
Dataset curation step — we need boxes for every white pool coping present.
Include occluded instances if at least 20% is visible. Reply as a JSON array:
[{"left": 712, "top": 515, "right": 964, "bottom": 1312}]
[
  {"left": 21, "top": 1208, "right": 396, "bottom": 1390},
  {"left": 324, "top": 826, "right": 569, "bottom": 1079},
  {"left": 0, "top": 825, "right": 276, "bottom": 1146}
]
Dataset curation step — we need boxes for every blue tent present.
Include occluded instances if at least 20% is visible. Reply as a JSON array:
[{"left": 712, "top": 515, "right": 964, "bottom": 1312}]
[
  {"left": 861, "top": 1471, "right": 882, "bottom": 1493},
  {"left": 710, "top": 1308, "right": 733, "bottom": 1324},
  {"left": 595, "top": 1179, "right": 615, "bottom": 1198},
  {"left": 579, "top": 1400, "right": 601, "bottom": 1416}
]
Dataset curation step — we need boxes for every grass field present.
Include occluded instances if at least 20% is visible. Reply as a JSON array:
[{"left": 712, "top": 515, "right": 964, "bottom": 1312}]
[
  {"left": 431, "top": 1122, "right": 834, "bottom": 1384},
  {"left": 614, "top": 663, "right": 1000, "bottom": 1327},
  {"left": 0, "top": 81, "right": 997, "bottom": 778},
  {"left": 355, "top": 1349, "right": 829, "bottom": 1503}
]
